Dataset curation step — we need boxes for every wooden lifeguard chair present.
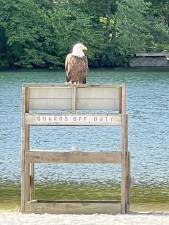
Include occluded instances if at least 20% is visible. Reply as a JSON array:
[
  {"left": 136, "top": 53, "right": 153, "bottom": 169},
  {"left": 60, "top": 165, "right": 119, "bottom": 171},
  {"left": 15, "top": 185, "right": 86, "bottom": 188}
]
[{"left": 21, "top": 83, "right": 130, "bottom": 214}]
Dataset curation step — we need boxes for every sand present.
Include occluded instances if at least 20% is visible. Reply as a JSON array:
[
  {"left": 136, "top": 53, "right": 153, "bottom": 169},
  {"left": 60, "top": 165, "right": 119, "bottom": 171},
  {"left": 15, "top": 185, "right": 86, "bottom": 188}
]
[{"left": 1, "top": 212, "right": 169, "bottom": 225}]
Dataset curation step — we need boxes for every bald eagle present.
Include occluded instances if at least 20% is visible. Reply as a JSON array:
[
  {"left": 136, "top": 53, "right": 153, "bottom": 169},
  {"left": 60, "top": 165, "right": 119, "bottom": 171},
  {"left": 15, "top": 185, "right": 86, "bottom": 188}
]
[{"left": 65, "top": 43, "right": 88, "bottom": 84}]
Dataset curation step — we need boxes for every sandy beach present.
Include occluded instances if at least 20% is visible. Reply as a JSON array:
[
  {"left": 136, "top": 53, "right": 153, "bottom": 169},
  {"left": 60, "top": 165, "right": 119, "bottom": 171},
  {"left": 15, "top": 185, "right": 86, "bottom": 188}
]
[{"left": 1, "top": 212, "right": 169, "bottom": 225}]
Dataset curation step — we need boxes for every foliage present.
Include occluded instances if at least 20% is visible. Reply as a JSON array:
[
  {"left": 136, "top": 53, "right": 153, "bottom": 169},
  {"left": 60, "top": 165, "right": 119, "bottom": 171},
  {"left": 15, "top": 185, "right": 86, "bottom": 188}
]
[
  {"left": 147, "top": 0, "right": 169, "bottom": 51},
  {"left": 0, "top": 0, "right": 100, "bottom": 68},
  {"left": 98, "top": 0, "right": 154, "bottom": 66},
  {"left": 0, "top": 0, "right": 168, "bottom": 68}
]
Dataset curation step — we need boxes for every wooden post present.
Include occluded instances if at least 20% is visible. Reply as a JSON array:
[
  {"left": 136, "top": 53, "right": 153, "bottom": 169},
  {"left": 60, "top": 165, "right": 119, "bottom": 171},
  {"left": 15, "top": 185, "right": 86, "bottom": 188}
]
[
  {"left": 119, "top": 86, "right": 122, "bottom": 114},
  {"left": 30, "top": 163, "right": 35, "bottom": 201},
  {"left": 71, "top": 86, "right": 77, "bottom": 113},
  {"left": 21, "top": 86, "right": 31, "bottom": 212},
  {"left": 127, "top": 152, "right": 130, "bottom": 208},
  {"left": 121, "top": 114, "right": 129, "bottom": 213},
  {"left": 121, "top": 84, "right": 126, "bottom": 114}
]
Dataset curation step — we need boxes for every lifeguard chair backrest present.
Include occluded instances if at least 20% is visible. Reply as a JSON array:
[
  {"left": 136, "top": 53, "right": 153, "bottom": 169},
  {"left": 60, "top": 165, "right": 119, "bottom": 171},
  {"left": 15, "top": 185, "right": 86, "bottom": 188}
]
[{"left": 24, "top": 84, "right": 126, "bottom": 113}]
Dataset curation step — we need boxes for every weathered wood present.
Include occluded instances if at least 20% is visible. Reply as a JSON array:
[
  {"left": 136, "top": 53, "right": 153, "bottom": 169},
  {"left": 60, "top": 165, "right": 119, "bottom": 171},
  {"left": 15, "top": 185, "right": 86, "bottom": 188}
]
[
  {"left": 29, "top": 98, "right": 119, "bottom": 111},
  {"left": 21, "top": 87, "right": 30, "bottom": 212},
  {"left": 29, "top": 86, "right": 72, "bottom": 99},
  {"left": 21, "top": 87, "right": 26, "bottom": 212},
  {"left": 71, "top": 86, "right": 76, "bottom": 113},
  {"left": 23, "top": 83, "right": 124, "bottom": 88},
  {"left": 26, "top": 151, "right": 122, "bottom": 164},
  {"left": 25, "top": 200, "right": 121, "bottom": 214},
  {"left": 76, "top": 99, "right": 119, "bottom": 110},
  {"left": 76, "top": 86, "right": 119, "bottom": 99},
  {"left": 119, "top": 86, "right": 122, "bottom": 114},
  {"left": 121, "top": 114, "right": 128, "bottom": 154},
  {"left": 121, "top": 152, "right": 130, "bottom": 213},
  {"left": 121, "top": 114, "right": 128, "bottom": 213},
  {"left": 24, "top": 162, "right": 31, "bottom": 201},
  {"left": 127, "top": 152, "right": 131, "bottom": 211},
  {"left": 121, "top": 84, "right": 126, "bottom": 114},
  {"left": 25, "top": 113, "right": 122, "bottom": 126},
  {"left": 28, "top": 85, "right": 121, "bottom": 111},
  {"left": 21, "top": 83, "right": 130, "bottom": 215},
  {"left": 30, "top": 98, "right": 72, "bottom": 110},
  {"left": 30, "top": 163, "right": 35, "bottom": 201}
]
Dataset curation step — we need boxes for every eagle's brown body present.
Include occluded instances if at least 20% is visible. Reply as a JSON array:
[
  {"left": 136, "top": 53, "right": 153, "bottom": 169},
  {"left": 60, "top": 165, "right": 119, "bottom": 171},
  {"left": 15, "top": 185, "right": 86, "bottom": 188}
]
[{"left": 65, "top": 53, "right": 88, "bottom": 84}]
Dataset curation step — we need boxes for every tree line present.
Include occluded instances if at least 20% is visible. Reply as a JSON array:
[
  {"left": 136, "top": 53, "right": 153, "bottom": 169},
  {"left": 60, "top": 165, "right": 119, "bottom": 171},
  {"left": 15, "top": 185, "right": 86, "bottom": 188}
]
[{"left": 0, "top": 0, "right": 168, "bottom": 69}]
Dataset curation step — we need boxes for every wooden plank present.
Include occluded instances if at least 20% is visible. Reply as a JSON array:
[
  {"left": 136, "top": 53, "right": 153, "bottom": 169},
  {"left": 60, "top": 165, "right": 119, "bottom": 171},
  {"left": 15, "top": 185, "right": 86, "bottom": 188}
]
[
  {"left": 21, "top": 86, "right": 31, "bottom": 212},
  {"left": 121, "top": 114, "right": 128, "bottom": 214},
  {"left": 77, "top": 87, "right": 119, "bottom": 99},
  {"left": 119, "top": 87, "right": 122, "bottom": 114},
  {"left": 121, "top": 84, "right": 126, "bottom": 114},
  {"left": 29, "top": 86, "right": 72, "bottom": 99},
  {"left": 25, "top": 113, "right": 122, "bottom": 126},
  {"left": 30, "top": 163, "right": 35, "bottom": 201},
  {"left": 29, "top": 98, "right": 119, "bottom": 111},
  {"left": 28, "top": 85, "right": 120, "bottom": 111},
  {"left": 71, "top": 86, "right": 76, "bottom": 113},
  {"left": 126, "top": 152, "right": 131, "bottom": 212},
  {"left": 23, "top": 83, "right": 124, "bottom": 88},
  {"left": 25, "top": 162, "right": 31, "bottom": 199},
  {"left": 29, "top": 86, "right": 120, "bottom": 99},
  {"left": 29, "top": 98, "right": 72, "bottom": 110},
  {"left": 25, "top": 200, "right": 121, "bottom": 214},
  {"left": 121, "top": 152, "right": 130, "bottom": 214},
  {"left": 26, "top": 151, "right": 122, "bottom": 164},
  {"left": 21, "top": 86, "right": 26, "bottom": 212},
  {"left": 76, "top": 99, "right": 119, "bottom": 110}
]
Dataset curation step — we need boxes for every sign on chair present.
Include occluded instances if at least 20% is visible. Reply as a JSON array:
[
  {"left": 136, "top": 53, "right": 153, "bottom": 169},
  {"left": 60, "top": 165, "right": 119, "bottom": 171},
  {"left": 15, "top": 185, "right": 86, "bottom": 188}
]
[{"left": 21, "top": 84, "right": 130, "bottom": 214}]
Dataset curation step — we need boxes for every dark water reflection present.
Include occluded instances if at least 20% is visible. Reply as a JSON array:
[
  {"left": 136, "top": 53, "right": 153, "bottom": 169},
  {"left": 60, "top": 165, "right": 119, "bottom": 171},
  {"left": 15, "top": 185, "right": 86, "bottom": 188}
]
[{"left": 0, "top": 69, "right": 169, "bottom": 186}]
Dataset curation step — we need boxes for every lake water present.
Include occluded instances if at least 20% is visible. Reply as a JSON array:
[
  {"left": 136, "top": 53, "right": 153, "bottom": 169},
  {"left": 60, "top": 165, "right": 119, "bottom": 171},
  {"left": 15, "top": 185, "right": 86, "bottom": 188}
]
[{"left": 0, "top": 69, "right": 169, "bottom": 186}]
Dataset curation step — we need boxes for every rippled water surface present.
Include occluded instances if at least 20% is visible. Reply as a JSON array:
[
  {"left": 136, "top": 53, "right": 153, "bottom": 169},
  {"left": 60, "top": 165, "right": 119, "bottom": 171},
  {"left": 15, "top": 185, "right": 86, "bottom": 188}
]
[{"left": 0, "top": 69, "right": 169, "bottom": 186}]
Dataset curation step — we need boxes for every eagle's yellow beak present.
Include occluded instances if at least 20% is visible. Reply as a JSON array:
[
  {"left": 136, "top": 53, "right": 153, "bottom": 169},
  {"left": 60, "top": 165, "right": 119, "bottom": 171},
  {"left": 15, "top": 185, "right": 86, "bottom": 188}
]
[{"left": 82, "top": 45, "right": 87, "bottom": 51}]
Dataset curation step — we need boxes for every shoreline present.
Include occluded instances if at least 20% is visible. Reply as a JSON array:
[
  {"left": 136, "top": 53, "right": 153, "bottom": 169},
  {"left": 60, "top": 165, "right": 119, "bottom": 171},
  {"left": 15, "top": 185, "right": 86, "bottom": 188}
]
[{"left": 1, "top": 182, "right": 169, "bottom": 211}]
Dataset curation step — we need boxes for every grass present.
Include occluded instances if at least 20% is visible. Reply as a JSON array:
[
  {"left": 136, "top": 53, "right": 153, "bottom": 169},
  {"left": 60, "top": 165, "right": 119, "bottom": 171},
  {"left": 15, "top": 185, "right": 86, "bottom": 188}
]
[
  {"left": 1, "top": 182, "right": 169, "bottom": 211},
  {"left": 0, "top": 183, "right": 21, "bottom": 211}
]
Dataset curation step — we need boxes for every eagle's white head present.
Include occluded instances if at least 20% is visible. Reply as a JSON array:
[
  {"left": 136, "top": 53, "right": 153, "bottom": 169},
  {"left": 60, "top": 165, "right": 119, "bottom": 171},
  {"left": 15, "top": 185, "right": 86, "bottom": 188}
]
[{"left": 72, "top": 43, "right": 87, "bottom": 58}]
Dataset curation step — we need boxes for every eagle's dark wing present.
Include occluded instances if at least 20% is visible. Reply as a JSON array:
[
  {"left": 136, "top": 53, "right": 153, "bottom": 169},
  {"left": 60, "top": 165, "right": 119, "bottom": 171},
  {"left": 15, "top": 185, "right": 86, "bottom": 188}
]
[
  {"left": 65, "top": 53, "right": 72, "bottom": 82},
  {"left": 65, "top": 54, "right": 88, "bottom": 84},
  {"left": 82, "top": 56, "right": 88, "bottom": 84}
]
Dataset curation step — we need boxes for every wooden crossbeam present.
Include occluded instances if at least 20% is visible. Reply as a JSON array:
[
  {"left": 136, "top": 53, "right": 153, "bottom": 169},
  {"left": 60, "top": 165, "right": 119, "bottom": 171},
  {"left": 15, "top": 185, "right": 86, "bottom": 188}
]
[
  {"left": 25, "top": 200, "right": 121, "bottom": 214},
  {"left": 25, "top": 113, "right": 122, "bottom": 126},
  {"left": 26, "top": 151, "right": 122, "bottom": 164}
]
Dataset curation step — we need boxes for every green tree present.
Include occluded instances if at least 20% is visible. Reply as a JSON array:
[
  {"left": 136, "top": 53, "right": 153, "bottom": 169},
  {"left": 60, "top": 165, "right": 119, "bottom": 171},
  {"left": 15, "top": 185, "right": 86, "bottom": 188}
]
[
  {"left": 147, "top": 0, "right": 169, "bottom": 51},
  {"left": 0, "top": 0, "right": 57, "bottom": 68},
  {"left": 98, "top": 0, "right": 169, "bottom": 66},
  {"left": 0, "top": 28, "right": 9, "bottom": 67},
  {"left": 148, "top": 0, "right": 169, "bottom": 26},
  {"left": 0, "top": 0, "right": 99, "bottom": 68},
  {"left": 0, "top": 0, "right": 168, "bottom": 68}
]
